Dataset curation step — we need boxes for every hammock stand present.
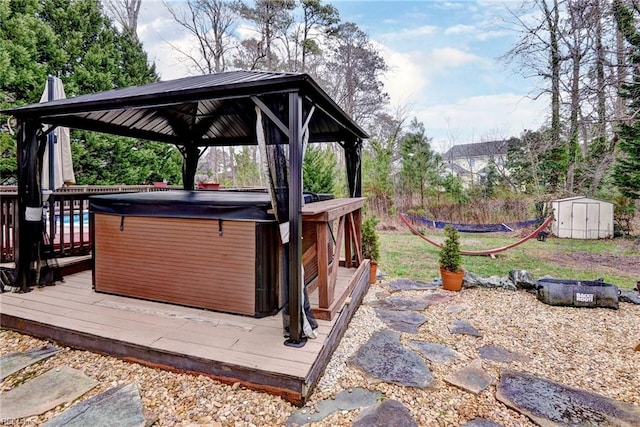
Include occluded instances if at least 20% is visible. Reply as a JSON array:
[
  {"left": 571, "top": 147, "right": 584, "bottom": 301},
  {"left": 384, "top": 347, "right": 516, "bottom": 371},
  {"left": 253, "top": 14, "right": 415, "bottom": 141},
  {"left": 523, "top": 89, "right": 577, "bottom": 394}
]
[
  {"left": 399, "top": 213, "right": 554, "bottom": 257},
  {"left": 403, "top": 213, "right": 545, "bottom": 233}
]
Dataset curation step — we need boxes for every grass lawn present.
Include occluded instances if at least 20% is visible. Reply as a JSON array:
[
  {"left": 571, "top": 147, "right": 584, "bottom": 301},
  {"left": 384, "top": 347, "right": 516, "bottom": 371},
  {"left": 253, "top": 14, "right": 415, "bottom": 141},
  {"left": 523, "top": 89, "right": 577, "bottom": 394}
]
[{"left": 378, "top": 229, "right": 640, "bottom": 290}]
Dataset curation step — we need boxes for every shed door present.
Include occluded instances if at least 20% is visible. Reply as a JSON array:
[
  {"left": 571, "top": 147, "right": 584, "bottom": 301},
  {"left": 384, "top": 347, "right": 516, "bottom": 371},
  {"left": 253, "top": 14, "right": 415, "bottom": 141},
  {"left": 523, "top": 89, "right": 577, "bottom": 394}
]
[{"left": 571, "top": 202, "right": 600, "bottom": 239}]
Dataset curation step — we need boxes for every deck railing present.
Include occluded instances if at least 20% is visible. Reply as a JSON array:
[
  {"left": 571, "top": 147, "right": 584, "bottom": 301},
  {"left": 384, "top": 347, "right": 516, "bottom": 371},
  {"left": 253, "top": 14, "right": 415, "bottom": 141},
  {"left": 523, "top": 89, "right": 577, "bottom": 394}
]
[{"left": 0, "top": 185, "right": 178, "bottom": 263}]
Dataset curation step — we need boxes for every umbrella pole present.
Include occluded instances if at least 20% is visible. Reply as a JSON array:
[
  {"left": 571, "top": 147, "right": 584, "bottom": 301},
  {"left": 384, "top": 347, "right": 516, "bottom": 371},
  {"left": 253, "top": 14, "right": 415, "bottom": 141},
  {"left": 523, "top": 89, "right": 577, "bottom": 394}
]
[{"left": 47, "top": 75, "right": 55, "bottom": 191}]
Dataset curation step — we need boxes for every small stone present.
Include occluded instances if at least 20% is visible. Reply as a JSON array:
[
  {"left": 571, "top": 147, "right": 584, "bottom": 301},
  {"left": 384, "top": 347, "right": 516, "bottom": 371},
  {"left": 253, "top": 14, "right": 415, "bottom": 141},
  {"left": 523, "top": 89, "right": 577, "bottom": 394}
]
[{"left": 508, "top": 270, "right": 536, "bottom": 290}]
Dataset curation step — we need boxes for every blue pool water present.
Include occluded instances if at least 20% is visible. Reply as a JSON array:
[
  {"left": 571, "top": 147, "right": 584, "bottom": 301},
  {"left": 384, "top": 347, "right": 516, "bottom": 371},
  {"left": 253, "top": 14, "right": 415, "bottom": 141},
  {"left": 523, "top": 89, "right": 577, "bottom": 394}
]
[{"left": 55, "top": 212, "right": 89, "bottom": 228}]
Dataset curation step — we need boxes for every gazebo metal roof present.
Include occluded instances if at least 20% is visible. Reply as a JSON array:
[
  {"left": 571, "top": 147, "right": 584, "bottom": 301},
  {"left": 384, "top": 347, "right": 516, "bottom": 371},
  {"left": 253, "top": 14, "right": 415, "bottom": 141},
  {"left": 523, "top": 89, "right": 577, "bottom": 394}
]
[{"left": 3, "top": 70, "right": 368, "bottom": 146}]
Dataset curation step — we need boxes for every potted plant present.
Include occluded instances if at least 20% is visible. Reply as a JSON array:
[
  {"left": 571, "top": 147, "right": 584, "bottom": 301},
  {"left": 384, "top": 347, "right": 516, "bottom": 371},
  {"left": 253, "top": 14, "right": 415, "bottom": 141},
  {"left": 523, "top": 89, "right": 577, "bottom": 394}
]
[
  {"left": 361, "top": 216, "right": 380, "bottom": 284},
  {"left": 439, "top": 225, "right": 464, "bottom": 291}
]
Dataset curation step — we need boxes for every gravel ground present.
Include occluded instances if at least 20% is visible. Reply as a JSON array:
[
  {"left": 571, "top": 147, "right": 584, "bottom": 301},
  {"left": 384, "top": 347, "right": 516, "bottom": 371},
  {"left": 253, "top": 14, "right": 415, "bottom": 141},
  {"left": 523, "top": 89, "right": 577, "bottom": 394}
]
[{"left": 1, "top": 281, "right": 639, "bottom": 426}]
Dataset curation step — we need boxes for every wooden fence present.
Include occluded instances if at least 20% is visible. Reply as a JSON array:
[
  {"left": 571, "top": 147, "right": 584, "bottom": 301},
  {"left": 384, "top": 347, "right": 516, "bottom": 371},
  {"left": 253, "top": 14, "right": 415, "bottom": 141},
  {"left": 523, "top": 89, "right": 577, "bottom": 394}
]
[{"left": 1, "top": 185, "right": 177, "bottom": 263}]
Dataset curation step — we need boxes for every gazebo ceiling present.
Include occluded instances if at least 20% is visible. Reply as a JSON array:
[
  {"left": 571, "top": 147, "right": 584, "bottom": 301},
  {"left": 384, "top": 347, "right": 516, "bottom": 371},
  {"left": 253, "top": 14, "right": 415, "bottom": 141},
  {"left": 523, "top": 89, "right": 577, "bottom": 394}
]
[{"left": 2, "top": 70, "right": 368, "bottom": 146}]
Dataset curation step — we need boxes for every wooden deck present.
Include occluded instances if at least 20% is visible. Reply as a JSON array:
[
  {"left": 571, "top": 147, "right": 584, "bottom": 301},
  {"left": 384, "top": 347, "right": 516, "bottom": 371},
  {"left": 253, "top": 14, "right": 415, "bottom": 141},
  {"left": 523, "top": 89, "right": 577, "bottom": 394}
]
[{"left": 0, "top": 261, "right": 370, "bottom": 404}]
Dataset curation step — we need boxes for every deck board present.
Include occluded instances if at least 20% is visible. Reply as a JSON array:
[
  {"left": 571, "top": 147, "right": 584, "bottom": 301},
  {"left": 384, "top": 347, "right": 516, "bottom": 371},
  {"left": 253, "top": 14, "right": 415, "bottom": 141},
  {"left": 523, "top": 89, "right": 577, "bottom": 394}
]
[{"left": 0, "top": 262, "right": 371, "bottom": 404}]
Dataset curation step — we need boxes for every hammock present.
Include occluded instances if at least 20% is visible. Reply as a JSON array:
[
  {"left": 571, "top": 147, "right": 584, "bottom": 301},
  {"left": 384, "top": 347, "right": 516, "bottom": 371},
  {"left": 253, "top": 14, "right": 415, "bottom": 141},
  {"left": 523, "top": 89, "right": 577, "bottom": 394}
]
[
  {"left": 403, "top": 213, "right": 545, "bottom": 233},
  {"left": 399, "top": 213, "right": 554, "bottom": 257}
]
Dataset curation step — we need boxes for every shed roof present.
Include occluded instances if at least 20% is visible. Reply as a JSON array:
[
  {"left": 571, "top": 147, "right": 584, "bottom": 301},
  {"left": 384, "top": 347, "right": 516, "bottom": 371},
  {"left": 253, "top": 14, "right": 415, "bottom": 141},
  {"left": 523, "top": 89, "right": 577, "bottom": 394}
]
[
  {"left": 552, "top": 196, "right": 613, "bottom": 205},
  {"left": 2, "top": 70, "right": 368, "bottom": 146}
]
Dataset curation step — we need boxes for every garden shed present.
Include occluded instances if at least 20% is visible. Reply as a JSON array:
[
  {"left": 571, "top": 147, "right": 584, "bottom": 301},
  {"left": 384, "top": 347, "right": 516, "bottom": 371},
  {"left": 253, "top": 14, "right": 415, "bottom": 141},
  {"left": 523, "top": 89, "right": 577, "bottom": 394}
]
[{"left": 548, "top": 196, "right": 614, "bottom": 239}]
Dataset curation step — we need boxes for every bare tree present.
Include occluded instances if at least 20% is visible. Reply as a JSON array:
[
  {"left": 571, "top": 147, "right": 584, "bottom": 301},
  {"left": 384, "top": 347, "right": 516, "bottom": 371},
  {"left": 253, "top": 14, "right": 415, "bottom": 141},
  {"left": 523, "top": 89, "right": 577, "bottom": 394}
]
[
  {"left": 322, "top": 22, "right": 388, "bottom": 124},
  {"left": 234, "top": 0, "right": 295, "bottom": 70},
  {"left": 562, "top": 0, "right": 593, "bottom": 191},
  {"left": 165, "top": 0, "right": 237, "bottom": 74},
  {"left": 504, "top": 0, "right": 567, "bottom": 190},
  {"left": 103, "top": 0, "right": 142, "bottom": 37}
]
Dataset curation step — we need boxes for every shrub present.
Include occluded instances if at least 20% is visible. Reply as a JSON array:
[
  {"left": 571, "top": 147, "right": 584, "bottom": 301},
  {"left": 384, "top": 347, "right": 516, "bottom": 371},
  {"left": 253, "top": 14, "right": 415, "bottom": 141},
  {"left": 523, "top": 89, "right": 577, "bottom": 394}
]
[
  {"left": 439, "top": 225, "right": 462, "bottom": 272},
  {"left": 362, "top": 216, "right": 380, "bottom": 262}
]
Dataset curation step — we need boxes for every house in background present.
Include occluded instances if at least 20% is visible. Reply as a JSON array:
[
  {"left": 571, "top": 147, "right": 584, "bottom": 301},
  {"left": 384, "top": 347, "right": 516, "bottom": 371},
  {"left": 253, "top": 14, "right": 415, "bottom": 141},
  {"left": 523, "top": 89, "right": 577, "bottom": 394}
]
[{"left": 442, "top": 140, "right": 512, "bottom": 187}]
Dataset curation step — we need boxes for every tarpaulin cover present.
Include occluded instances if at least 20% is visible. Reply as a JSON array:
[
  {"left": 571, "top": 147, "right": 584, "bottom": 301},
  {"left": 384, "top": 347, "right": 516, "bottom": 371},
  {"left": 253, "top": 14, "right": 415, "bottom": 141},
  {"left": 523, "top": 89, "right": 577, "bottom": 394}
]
[{"left": 89, "top": 191, "right": 275, "bottom": 221}]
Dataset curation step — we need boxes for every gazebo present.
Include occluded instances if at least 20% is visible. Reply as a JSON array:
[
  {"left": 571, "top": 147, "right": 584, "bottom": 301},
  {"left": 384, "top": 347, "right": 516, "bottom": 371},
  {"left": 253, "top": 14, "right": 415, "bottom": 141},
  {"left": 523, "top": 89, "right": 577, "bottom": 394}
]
[{"left": 3, "top": 70, "right": 368, "bottom": 348}]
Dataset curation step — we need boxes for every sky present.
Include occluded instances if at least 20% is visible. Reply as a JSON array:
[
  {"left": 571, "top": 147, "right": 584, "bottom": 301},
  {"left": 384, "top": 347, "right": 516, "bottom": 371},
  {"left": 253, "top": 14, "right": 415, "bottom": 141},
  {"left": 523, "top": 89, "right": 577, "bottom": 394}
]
[{"left": 136, "top": 0, "right": 549, "bottom": 152}]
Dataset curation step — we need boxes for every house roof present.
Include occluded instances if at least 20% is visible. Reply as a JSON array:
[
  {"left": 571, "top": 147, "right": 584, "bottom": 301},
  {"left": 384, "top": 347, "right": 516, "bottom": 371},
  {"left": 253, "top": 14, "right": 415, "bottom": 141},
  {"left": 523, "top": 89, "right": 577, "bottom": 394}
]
[
  {"left": 443, "top": 162, "right": 471, "bottom": 175},
  {"left": 2, "top": 70, "right": 368, "bottom": 146},
  {"left": 443, "top": 140, "right": 510, "bottom": 160}
]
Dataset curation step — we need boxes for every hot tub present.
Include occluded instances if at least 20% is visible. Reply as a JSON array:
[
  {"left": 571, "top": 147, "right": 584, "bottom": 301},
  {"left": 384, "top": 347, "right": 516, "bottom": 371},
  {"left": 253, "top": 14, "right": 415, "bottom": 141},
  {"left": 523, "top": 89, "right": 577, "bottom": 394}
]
[{"left": 90, "top": 191, "right": 282, "bottom": 317}]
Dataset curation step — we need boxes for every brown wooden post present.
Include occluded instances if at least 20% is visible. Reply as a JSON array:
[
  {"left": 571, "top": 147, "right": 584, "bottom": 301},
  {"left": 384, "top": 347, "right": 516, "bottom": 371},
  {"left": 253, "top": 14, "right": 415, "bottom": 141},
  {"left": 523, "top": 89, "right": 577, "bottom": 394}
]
[{"left": 316, "top": 222, "right": 328, "bottom": 309}]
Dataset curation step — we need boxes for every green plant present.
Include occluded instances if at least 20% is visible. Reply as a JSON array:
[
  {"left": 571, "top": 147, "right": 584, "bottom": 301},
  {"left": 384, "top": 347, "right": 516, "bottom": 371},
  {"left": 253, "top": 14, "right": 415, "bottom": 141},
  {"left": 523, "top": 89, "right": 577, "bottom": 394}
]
[
  {"left": 362, "top": 216, "right": 380, "bottom": 262},
  {"left": 439, "top": 225, "right": 462, "bottom": 272}
]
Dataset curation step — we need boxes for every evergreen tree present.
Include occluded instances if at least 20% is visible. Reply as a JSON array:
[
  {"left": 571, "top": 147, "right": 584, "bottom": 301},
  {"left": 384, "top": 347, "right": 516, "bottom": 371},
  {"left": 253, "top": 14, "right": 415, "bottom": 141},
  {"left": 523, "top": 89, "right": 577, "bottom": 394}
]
[
  {"left": 303, "top": 144, "right": 336, "bottom": 194},
  {"left": 0, "top": 0, "right": 178, "bottom": 186},
  {"left": 399, "top": 118, "right": 439, "bottom": 208},
  {"left": 612, "top": 0, "right": 640, "bottom": 199}
]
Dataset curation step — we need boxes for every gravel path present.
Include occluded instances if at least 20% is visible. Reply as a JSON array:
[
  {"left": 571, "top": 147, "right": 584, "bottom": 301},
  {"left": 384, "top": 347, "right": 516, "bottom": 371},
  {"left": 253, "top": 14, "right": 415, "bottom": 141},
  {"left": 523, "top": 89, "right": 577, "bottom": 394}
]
[{"left": 2, "top": 281, "right": 639, "bottom": 426}]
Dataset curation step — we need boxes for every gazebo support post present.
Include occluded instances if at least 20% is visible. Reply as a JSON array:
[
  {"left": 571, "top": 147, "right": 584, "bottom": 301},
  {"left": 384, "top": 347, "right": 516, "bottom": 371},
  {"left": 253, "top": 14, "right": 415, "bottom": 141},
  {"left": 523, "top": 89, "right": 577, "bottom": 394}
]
[
  {"left": 345, "top": 138, "right": 362, "bottom": 197},
  {"left": 285, "top": 91, "right": 304, "bottom": 346},
  {"left": 14, "top": 120, "right": 46, "bottom": 292},
  {"left": 181, "top": 144, "right": 200, "bottom": 190}
]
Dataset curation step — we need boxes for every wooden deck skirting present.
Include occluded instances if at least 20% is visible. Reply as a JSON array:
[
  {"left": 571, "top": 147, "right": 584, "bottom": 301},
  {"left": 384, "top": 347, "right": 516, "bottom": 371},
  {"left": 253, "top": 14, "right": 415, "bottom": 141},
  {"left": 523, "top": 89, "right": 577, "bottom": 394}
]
[{"left": 0, "top": 260, "right": 370, "bottom": 405}]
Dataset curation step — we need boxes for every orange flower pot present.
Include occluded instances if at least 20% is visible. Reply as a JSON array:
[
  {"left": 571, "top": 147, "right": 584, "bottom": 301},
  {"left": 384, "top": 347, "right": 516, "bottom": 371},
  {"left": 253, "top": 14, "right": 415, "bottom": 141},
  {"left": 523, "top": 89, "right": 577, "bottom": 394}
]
[{"left": 440, "top": 268, "right": 464, "bottom": 291}]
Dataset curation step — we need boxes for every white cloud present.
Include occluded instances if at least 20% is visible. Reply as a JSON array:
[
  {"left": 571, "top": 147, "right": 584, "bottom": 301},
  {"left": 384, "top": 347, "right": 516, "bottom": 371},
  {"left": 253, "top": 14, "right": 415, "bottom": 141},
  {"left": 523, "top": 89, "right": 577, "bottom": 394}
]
[
  {"left": 414, "top": 93, "right": 547, "bottom": 151},
  {"left": 380, "top": 48, "right": 430, "bottom": 106},
  {"left": 445, "top": 24, "right": 475, "bottom": 35},
  {"left": 430, "top": 47, "right": 483, "bottom": 68},
  {"left": 379, "top": 25, "right": 438, "bottom": 41}
]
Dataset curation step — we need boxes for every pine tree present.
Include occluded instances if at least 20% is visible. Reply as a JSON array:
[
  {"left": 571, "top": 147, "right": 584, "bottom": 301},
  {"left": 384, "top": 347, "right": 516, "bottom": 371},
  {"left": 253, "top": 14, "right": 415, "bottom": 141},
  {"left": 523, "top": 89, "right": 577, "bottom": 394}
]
[{"left": 612, "top": 0, "right": 640, "bottom": 199}]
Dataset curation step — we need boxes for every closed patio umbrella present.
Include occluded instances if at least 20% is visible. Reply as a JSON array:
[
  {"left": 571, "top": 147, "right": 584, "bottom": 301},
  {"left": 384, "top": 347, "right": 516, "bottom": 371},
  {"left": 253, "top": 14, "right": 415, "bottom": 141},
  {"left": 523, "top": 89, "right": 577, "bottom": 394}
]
[{"left": 39, "top": 76, "right": 75, "bottom": 191}]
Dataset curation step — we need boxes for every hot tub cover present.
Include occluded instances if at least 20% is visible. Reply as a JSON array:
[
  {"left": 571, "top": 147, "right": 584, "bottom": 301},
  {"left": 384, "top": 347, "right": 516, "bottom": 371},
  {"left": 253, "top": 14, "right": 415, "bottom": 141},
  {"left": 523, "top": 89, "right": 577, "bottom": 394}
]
[{"left": 90, "top": 190, "right": 275, "bottom": 221}]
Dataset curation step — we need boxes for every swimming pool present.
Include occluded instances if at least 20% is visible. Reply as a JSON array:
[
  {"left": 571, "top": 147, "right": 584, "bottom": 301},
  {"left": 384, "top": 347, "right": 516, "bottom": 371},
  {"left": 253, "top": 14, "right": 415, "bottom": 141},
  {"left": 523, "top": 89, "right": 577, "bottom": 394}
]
[{"left": 54, "top": 212, "right": 89, "bottom": 229}]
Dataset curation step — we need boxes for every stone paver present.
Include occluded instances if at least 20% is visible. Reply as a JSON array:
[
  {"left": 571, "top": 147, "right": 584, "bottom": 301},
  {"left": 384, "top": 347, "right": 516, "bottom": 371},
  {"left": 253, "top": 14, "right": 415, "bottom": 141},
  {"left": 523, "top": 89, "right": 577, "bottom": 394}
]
[
  {"left": 42, "top": 383, "right": 151, "bottom": 427},
  {"left": 448, "top": 320, "right": 483, "bottom": 337},
  {"left": 352, "top": 399, "right": 418, "bottom": 427},
  {"left": 496, "top": 369, "right": 640, "bottom": 426},
  {"left": 0, "top": 366, "right": 97, "bottom": 420},
  {"left": 408, "top": 341, "right": 466, "bottom": 364},
  {"left": 477, "top": 345, "right": 530, "bottom": 363},
  {"left": 369, "top": 297, "right": 428, "bottom": 311},
  {"left": 350, "top": 330, "right": 434, "bottom": 388},
  {"left": 387, "top": 278, "right": 439, "bottom": 291},
  {"left": 286, "top": 388, "right": 382, "bottom": 426},
  {"left": 444, "top": 359, "right": 492, "bottom": 394},
  {"left": 375, "top": 309, "right": 426, "bottom": 333},
  {"left": 461, "top": 417, "right": 504, "bottom": 427},
  {"left": 0, "top": 346, "right": 61, "bottom": 381}
]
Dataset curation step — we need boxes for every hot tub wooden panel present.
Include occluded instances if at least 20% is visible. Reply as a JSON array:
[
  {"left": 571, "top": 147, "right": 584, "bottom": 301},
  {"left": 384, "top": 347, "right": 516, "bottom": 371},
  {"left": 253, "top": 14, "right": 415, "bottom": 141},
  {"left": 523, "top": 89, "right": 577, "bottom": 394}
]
[{"left": 94, "top": 214, "right": 268, "bottom": 316}]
